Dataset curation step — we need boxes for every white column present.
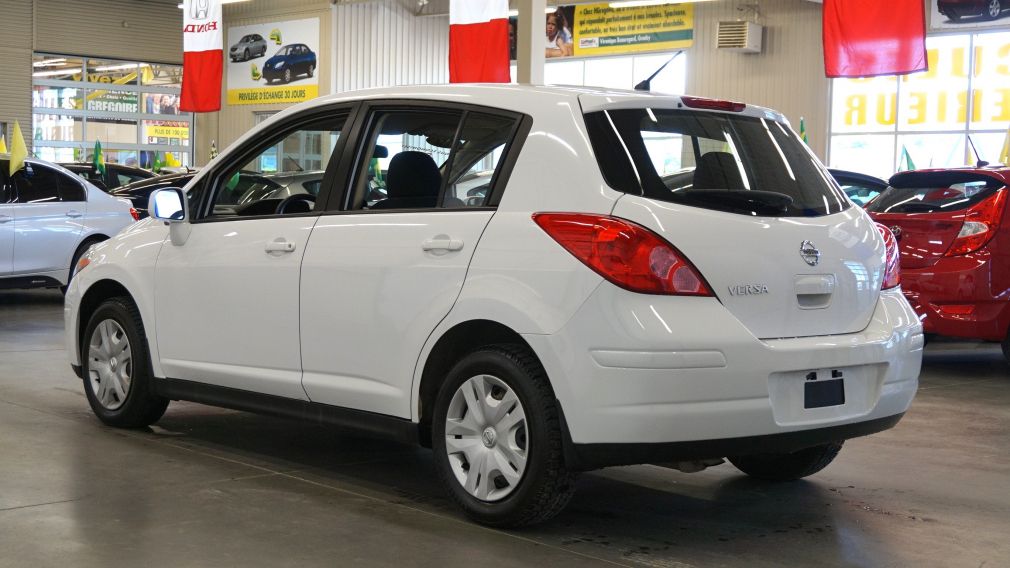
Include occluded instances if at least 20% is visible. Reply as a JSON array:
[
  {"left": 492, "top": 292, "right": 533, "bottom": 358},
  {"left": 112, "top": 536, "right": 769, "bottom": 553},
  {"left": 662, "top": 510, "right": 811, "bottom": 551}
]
[{"left": 515, "top": 0, "right": 546, "bottom": 85}]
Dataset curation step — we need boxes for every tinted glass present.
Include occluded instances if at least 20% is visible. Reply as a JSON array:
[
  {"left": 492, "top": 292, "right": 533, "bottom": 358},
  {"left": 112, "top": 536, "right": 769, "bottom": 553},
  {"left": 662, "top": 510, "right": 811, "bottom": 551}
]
[
  {"left": 866, "top": 172, "right": 1004, "bottom": 214},
  {"left": 587, "top": 108, "right": 849, "bottom": 217},
  {"left": 443, "top": 112, "right": 517, "bottom": 208},
  {"left": 206, "top": 113, "right": 345, "bottom": 218},
  {"left": 58, "top": 172, "right": 86, "bottom": 201},
  {"left": 11, "top": 164, "right": 62, "bottom": 203}
]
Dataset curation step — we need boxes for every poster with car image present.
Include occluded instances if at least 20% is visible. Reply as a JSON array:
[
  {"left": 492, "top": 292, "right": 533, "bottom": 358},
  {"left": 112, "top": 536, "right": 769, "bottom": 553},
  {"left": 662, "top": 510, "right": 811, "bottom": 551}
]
[
  {"left": 226, "top": 17, "right": 319, "bottom": 105},
  {"left": 931, "top": 0, "right": 1010, "bottom": 30}
]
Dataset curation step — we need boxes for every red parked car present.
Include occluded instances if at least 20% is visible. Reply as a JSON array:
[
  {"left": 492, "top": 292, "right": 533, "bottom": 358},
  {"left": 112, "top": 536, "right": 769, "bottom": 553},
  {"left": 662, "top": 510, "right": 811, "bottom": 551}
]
[{"left": 866, "top": 167, "right": 1010, "bottom": 359}]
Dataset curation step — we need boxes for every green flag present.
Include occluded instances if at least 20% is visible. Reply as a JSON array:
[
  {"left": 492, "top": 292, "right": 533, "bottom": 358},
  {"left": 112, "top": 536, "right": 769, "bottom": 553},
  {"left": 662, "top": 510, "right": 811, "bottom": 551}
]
[
  {"left": 92, "top": 140, "right": 106, "bottom": 175},
  {"left": 898, "top": 145, "right": 916, "bottom": 172},
  {"left": 799, "top": 117, "right": 809, "bottom": 145},
  {"left": 152, "top": 150, "right": 163, "bottom": 173}
]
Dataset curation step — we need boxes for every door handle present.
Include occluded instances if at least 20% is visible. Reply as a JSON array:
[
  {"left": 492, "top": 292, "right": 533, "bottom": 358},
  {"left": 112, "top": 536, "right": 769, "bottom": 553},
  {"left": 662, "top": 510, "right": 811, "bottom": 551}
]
[
  {"left": 0, "top": 215, "right": 11, "bottom": 224},
  {"left": 422, "top": 236, "right": 464, "bottom": 252},
  {"left": 265, "top": 239, "right": 296, "bottom": 254},
  {"left": 66, "top": 210, "right": 83, "bottom": 218}
]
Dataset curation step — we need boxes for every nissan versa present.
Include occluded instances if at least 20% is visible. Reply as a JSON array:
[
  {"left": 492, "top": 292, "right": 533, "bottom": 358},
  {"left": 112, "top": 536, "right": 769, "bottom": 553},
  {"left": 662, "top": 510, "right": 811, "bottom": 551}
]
[{"left": 65, "top": 85, "right": 923, "bottom": 527}]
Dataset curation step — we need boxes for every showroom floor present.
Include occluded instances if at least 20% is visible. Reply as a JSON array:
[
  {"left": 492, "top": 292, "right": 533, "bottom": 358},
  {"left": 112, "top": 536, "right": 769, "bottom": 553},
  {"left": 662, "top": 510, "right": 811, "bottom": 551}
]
[{"left": 0, "top": 290, "right": 1007, "bottom": 568}]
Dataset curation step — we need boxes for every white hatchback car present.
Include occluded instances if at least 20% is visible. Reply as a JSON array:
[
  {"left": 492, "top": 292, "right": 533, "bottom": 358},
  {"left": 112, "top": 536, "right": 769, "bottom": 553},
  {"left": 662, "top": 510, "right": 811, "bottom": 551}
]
[
  {"left": 65, "top": 85, "right": 923, "bottom": 526},
  {"left": 1, "top": 155, "right": 137, "bottom": 290}
]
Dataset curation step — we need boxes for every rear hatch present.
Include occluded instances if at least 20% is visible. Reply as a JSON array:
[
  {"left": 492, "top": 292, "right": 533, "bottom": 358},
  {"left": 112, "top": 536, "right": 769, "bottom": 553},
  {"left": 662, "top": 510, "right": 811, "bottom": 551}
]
[
  {"left": 865, "top": 171, "right": 1007, "bottom": 268},
  {"left": 582, "top": 99, "right": 885, "bottom": 339}
]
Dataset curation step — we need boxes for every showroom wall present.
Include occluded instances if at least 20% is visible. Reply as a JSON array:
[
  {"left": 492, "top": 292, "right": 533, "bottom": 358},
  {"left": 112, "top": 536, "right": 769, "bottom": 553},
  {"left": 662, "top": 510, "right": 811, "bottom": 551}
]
[
  {"left": 688, "top": 0, "right": 829, "bottom": 158},
  {"left": 0, "top": 0, "right": 33, "bottom": 138}
]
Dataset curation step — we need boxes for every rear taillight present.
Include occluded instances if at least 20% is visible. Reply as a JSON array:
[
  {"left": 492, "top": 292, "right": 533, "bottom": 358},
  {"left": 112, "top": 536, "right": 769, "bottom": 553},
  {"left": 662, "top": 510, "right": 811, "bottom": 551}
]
[
  {"left": 945, "top": 189, "right": 1006, "bottom": 257},
  {"left": 532, "top": 213, "right": 712, "bottom": 296},
  {"left": 876, "top": 223, "right": 901, "bottom": 290},
  {"left": 129, "top": 207, "right": 140, "bottom": 221}
]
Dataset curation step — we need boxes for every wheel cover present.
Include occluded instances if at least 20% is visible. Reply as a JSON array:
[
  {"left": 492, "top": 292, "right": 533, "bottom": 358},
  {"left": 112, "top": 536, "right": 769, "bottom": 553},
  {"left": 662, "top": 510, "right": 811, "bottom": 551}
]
[
  {"left": 87, "top": 319, "right": 133, "bottom": 410},
  {"left": 444, "top": 374, "right": 528, "bottom": 502},
  {"left": 284, "top": 69, "right": 291, "bottom": 81},
  {"left": 989, "top": 0, "right": 1000, "bottom": 17}
]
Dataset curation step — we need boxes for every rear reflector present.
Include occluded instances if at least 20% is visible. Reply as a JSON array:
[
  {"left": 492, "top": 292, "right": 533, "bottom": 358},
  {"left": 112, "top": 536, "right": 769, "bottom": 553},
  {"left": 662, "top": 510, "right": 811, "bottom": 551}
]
[
  {"left": 680, "top": 96, "right": 746, "bottom": 113},
  {"left": 945, "top": 189, "right": 1006, "bottom": 257},
  {"left": 532, "top": 213, "right": 712, "bottom": 296},
  {"left": 876, "top": 223, "right": 901, "bottom": 290}
]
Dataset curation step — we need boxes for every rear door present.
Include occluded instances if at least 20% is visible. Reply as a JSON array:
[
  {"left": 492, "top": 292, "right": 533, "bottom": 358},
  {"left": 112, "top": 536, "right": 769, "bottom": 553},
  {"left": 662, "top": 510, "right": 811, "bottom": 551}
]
[
  {"left": 866, "top": 171, "right": 1006, "bottom": 268},
  {"left": 588, "top": 105, "right": 884, "bottom": 339},
  {"left": 299, "top": 102, "right": 524, "bottom": 417},
  {"left": 10, "top": 163, "right": 86, "bottom": 276}
]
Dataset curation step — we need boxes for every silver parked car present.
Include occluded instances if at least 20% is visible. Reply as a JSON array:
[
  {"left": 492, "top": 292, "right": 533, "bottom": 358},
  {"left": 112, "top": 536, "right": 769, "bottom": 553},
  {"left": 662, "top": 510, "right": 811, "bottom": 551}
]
[{"left": 230, "top": 33, "right": 267, "bottom": 62}]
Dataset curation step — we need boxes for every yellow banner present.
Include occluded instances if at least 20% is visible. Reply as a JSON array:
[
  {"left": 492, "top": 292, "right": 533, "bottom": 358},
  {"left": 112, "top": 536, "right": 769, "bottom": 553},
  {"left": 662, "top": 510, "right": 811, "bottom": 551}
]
[
  {"left": 227, "top": 85, "right": 319, "bottom": 106},
  {"left": 573, "top": 3, "right": 694, "bottom": 57},
  {"left": 145, "top": 125, "right": 190, "bottom": 139}
]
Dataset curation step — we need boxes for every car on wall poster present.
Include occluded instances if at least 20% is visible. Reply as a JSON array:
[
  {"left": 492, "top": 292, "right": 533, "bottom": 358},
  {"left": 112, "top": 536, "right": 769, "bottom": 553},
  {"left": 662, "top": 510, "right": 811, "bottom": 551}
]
[
  {"left": 932, "top": 0, "right": 1009, "bottom": 28},
  {"left": 226, "top": 17, "right": 320, "bottom": 105},
  {"left": 262, "top": 44, "right": 316, "bottom": 84}
]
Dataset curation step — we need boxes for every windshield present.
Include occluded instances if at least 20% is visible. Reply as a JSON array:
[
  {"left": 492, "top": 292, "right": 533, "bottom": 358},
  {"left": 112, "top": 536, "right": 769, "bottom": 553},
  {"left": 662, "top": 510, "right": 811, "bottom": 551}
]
[
  {"left": 586, "top": 108, "right": 849, "bottom": 217},
  {"left": 867, "top": 171, "right": 1004, "bottom": 214}
]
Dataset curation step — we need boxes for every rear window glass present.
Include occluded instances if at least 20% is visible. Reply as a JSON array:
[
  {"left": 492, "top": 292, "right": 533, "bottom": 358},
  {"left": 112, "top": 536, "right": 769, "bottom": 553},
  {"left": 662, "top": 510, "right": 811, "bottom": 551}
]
[
  {"left": 585, "top": 108, "right": 849, "bottom": 217},
  {"left": 867, "top": 172, "right": 1004, "bottom": 214}
]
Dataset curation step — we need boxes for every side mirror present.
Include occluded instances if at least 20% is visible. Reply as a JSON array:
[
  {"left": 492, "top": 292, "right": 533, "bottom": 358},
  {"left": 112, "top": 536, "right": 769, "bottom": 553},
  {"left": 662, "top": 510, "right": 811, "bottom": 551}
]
[{"left": 149, "top": 187, "right": 187, "bottom": 222}]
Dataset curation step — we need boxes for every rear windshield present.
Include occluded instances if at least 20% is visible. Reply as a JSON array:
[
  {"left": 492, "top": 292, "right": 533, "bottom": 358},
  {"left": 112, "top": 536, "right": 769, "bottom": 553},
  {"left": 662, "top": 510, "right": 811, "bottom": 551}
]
[
  {"left": 866, "top": 171, "right": 1005, "bottom": 214},
  {"left": 585, "top": 109, "right": 849, "bottom": 217}
]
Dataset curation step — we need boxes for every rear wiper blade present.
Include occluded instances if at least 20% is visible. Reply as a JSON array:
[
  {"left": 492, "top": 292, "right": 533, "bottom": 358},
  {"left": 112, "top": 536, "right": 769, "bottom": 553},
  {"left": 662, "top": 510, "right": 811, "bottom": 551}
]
[{"left": 675, "top": 189, "right": 794, "bottom": 215}]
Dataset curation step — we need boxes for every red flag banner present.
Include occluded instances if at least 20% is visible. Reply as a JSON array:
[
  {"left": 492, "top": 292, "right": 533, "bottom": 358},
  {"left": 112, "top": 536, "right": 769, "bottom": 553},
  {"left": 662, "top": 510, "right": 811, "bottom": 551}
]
[
  {"left": 449, "top": 0, "right": 510, "bottom": 83},
  {"left": 823, "top": 0, "right": 927, "bottom": 78},
  {"left": 180, "top": 0, "right": 223, "bottom": 112}
]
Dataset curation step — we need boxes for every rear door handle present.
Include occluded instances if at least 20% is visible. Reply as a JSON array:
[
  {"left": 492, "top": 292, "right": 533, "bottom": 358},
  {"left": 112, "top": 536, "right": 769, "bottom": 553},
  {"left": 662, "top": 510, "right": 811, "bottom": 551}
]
[
  {"left": 265, "top": 239, "right": 296, "bottom": 254},
  {"left": 0, "top": 215, "right": 11, "bottom": 224},
  {"left": 66, "top": 210, "right": 83, "bottom": 218},
  {"left": 422, "top": 236, "right": 464, "bottom": 252}
]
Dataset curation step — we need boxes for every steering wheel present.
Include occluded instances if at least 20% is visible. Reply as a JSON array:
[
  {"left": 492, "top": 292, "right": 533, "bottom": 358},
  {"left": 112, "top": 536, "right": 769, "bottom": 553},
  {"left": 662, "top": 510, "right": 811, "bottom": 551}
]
[{"left": 275, "top": 193, "right": 316, "bottom": 214}]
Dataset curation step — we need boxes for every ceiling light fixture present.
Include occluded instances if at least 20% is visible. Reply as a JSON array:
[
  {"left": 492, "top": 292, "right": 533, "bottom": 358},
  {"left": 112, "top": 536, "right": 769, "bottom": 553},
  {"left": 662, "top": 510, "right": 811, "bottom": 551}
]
[
  {"left": 32, "top": 68, "right": 82, "bottom": 78},
  {"left": 177, "top": 0, "right": 250, "bottom": 8}
]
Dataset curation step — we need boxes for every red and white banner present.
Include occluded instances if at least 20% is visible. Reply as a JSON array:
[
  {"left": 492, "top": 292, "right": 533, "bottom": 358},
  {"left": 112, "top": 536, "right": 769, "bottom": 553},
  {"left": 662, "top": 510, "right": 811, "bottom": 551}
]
[
  {"left": 823, "top": 0, "right": 927, "bottom": 78},
  {"left": 180, "top": 0, "right": 223, "bottom": 112},
  {"left": 449, "top": 0, "right": 510, "bottom": 83}
]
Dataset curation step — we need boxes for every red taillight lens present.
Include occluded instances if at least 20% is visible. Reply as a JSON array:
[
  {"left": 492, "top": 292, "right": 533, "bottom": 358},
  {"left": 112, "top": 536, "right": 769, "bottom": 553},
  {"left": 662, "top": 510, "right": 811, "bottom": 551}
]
[
  {"left": 532, "top": 213, "right": 712, "bottom": 296},
  {"left": 944, "top": 189, "right": 1006, "bottom": 257},
  {"left": 129, "top": 207, "right": 140, "bottom": 221},
  {"left": 876, "top": 223, "right": 901, "bottom": 290},
  {"left": 680, "top": 95, "right": 746, "bottom": 112}
]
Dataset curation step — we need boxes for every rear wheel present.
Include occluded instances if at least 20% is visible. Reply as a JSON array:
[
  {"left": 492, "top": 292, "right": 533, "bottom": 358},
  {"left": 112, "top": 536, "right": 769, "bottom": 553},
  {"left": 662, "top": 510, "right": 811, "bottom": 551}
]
[
  {"left": 432, "top": 344, "right": 577, "bottom": 527},
  {"left": 82, "top": 297, "right": 168, "bottom": 428},
  {"left": 729, "top": 442, "right": 843, "bottom": 481}
]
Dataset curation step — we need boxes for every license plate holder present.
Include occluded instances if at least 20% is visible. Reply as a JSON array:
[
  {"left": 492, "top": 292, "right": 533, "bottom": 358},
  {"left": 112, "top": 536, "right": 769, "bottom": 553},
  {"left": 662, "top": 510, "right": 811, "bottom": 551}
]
[{"left": 804, "top": 377, "right": 845, "bottom": 409}]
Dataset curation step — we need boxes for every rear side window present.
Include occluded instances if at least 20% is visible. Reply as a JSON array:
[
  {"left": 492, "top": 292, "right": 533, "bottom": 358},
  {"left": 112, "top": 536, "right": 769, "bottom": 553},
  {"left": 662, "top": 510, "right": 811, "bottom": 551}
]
[
  {"left": 10, "top": 164, "right": 64, "bottom": 203},
  {"left": 867, "top": 172, "right": 1004, "bottom": 213},
  {"left": 585, "top": 108, "right": 849, "bottom": 217}
]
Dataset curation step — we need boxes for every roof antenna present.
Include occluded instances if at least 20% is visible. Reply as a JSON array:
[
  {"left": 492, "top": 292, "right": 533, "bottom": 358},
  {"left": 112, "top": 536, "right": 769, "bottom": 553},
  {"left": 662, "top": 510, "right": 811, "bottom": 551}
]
[
  {"left": 634, "top": 50, "right": 684, "bottom": 92},
  {"left": 967, "top": 135, "right": 988, "bottom": 168}
]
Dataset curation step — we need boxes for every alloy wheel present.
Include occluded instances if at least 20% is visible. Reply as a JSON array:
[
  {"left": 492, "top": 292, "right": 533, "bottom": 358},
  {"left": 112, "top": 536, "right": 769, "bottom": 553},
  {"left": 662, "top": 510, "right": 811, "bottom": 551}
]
[
  {"left": 284, "top": 68, "right": 292, "bottom": 82},
  {"left": 87, "top": 319, "right": 133, "bottom": 410},
  {"left": 988, "top": 0, "right": 1001, "bottom": 18},
  {"left": 444, "top": 374, "right": 528, "bottom": 502}
]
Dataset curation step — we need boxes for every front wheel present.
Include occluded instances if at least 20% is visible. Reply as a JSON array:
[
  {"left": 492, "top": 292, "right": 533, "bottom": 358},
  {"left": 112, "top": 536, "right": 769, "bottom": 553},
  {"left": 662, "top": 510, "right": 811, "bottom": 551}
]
[
  {"left": 729, "top": 441, "right": 843, "bottom": 481},
  {"left": 984, "top": 0, "right": 1001, "bottom": 19},
  {"left": 283, "top": 68, "right": 292, "bottom": 83},
  {"left": 432, "top": 345, "right": 577, "bottom": 527},
  {"left": 307, "top": 64, "right": 315, "bottom": 78},
  {"left": 82, "top": 297, "right": 168, "bottom": 428}
]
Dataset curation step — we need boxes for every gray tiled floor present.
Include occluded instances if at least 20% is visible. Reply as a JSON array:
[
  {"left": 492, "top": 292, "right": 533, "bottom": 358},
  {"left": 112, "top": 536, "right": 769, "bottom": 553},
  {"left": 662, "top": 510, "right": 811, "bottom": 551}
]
[{"left": 1, "top": 289, "right": 1008, "bottom": 567}]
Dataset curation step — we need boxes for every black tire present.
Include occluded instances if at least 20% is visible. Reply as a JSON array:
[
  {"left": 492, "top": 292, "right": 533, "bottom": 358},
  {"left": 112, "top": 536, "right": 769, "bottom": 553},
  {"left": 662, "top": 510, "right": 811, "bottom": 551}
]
[
  {"left": 283, "top": 68, "right": 292, "bottom": 83},
  {"left": 1001, "top": 332, "right": 1010, "bottom": 364},
  {"left": 948, "top": 11, "right": 961, "bottom": 21},
  {"left": 307, "top": 64, "right": 314, "bottom": 78},
  {"left": 243, "top": 48, "right": 250, "bottom": 61},
  {"left": 432, "top": 344, "right": 577, "bottom": 527},
  {"left": 729, "top": 441, "right": 843, "bottom": 481},
  {"left": 984, "top": 0, "right": 1001, "bottom": 19},
  {"left": 82, "top": 297, "right": 169, "bottom": 428}
]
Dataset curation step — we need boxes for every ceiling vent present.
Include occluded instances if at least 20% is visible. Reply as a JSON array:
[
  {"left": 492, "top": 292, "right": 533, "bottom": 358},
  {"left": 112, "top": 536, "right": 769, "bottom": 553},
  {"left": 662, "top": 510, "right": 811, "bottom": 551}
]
[{"left": 717, "top": 21, "right": 763, "bottom": 53}]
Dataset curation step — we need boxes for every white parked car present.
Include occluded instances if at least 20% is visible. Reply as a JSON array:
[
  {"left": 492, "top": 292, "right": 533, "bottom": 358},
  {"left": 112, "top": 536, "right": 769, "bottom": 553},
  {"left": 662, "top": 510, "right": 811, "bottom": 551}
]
[
  {"left": 65, "top": 85, "right": 923, "bottom": 526},
  {"left": 1, "top": 155, "right": 138, "bottom": 290}
]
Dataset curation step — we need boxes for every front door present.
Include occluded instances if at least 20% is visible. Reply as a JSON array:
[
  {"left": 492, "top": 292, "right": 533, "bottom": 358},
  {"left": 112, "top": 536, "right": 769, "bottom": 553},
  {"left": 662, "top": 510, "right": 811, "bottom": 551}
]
[
  {"left": 0, "top": 175, "right": 13, "bottom": 275},
  {"left": 300, "top": 105, "right": 522, "bottom": 417},
  {"left": 154, "top": 108, "right": 351, "bottom": 399}
]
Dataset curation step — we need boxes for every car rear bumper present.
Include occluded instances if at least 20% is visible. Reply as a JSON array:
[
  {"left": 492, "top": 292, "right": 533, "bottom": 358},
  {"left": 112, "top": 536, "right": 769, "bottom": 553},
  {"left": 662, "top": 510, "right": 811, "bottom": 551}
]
[
  {"left": 901, "top": 251, "right": 1010, "bottom": 341},
  {"left": 524, "top": 285, "right": 922, "bottom": 461}
]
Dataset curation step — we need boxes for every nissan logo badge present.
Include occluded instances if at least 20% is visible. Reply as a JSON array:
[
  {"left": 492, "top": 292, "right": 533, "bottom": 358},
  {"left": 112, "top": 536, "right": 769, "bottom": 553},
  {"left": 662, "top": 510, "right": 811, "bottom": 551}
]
[{"left": 799, "top": 240, "right": 820, "bottom": 267}]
